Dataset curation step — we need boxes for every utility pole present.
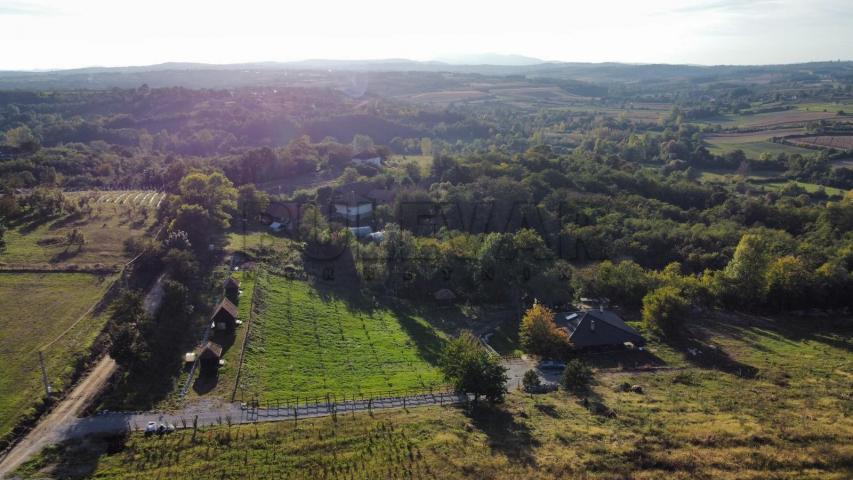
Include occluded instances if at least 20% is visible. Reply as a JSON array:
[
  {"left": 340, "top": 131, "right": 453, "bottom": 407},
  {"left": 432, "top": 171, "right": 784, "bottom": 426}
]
[{"left": 38, "top": 351, "right": 51, "bottom": 397}]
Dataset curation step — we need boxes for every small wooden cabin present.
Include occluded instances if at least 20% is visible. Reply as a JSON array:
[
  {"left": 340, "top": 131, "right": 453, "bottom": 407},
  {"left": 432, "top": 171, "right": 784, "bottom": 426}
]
[
  {"left": 195, "top": 341, "right": 223, "bottom": 373},
  {"left": 210, "top": 298, "right": 239, "bottom": 333},
  {"left": 223, "top": 276, "right": 240, "bottom": 302}
]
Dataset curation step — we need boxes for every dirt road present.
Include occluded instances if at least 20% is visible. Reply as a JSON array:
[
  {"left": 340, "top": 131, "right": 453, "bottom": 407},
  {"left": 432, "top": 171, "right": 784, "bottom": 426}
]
[
  {"left": 0, "top": 356, "right": 117, "bottom": 478},
  {"left": 0, "top": 274, "right": 167, "bottom": 478}
]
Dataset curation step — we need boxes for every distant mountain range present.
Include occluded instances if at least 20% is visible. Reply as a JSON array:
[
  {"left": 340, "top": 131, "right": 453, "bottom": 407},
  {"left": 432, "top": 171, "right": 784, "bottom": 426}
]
[{"left": 0, "top": 58, "right": 850, "bottom": 90}]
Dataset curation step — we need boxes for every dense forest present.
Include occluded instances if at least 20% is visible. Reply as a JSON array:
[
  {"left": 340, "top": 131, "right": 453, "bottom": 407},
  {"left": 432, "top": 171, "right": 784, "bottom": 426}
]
[{"left": 1, "top": 64, "right": 851, "bottom": 321}]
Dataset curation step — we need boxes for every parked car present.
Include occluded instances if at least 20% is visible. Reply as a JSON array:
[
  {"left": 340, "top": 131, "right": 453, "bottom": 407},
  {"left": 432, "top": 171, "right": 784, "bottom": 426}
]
[
  {"left": 144, "top": 421, "right": 158, "bottom": 435},
  {"left": 539, "top": 360, "right": 566, "bottom": 370}
]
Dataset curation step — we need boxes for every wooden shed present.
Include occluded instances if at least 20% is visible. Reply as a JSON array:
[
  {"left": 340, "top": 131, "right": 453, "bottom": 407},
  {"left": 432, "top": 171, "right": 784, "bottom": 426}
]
[
  {"left": 195, "top": 341, "right": 223, "bottom": 373},
  {"left": 223, "top": 276, "right": 240, "bottom": 302},
  {"left": 210, "top": 298, "right": 239, "bottom": 333}
]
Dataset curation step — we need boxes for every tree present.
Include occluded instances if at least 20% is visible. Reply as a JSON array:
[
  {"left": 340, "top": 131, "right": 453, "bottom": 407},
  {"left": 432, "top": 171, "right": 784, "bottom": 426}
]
[
  {"left": 352, "top": 134, "right": 374, "bottom": 153},
  {"left": 723, "top": 234, "right": 770, "bottom": 306},
  {"left": 237, "top": 183, "right": 270, "bottom": 221},
  {"left": 3, "top": 125, "right": 39, "bottom": 151},
  {"left": 765, "top": 256, "right": 813, "bottom": 311},
  {"left": 440, "top": 332, "right": 508, "bottom": 404},
  {"left": 522, "top": 369, "right": 542, "bottom": 392},
  {"left": 642, "top": 286, "right": 689, "bottom": 336},
  {"left": 560, "top": 359, "right": 593, "bottom": 393},
  {"left": 519, "top": 303, "right": 568, "bottom": 358},
  {"left": 107, "top": 290, "right": 149, "bottom": 370}
]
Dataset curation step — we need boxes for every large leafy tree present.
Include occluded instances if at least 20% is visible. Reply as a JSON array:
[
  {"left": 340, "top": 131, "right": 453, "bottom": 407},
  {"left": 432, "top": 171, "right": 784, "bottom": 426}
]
[
  {"left": 519, "top": 303, "right": 568, "bottom": 358},
  {"left": 642, "top": 285, "right": 689, "bottom": 336},
  {"left": 440, "top": 332, "right": 507, "bottom": 404},
  {"left": 169, "top": 171, "right": 237, "bottom": 252},
  {"left": 722, "top": 234, "right": 771, "bottom": 306}
]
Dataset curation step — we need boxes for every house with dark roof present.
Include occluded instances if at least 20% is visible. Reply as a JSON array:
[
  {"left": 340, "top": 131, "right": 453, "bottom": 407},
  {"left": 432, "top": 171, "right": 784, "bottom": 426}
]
[
  {"left": 210, "top": 298, "right": 239, "bottom": 333},
  {"left": 557, "top": 309, "right": 645, "bottom": 349}
]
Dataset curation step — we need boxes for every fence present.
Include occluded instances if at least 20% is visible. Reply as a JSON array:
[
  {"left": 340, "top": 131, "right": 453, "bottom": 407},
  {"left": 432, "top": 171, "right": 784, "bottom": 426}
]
[
  {"left": 228, "top": 266, "right": 263, "bottom": 402},
  {"left": 235, "top": 386, "right": 462, "bottom": 424}
]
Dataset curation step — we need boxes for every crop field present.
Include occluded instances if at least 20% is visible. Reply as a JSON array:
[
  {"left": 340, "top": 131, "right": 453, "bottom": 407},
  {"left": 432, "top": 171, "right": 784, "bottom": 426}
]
[
  {"left": 240, "top": 273, "right": 446, "bottom": 400},
  {"left": 788, "top": 135, "right": 853, "bottom": 150},
  {"left": 0, "top": 272, "right": 114, "bottom": 440},
  {"left": 1, "top": 190, "right": 161, "bottom": 269},
  {"left": 18, "top": 314, "right": 853, "bottom": 479},
  {"left": 717, "top": 109, "right": 841, "bottom": 129}
]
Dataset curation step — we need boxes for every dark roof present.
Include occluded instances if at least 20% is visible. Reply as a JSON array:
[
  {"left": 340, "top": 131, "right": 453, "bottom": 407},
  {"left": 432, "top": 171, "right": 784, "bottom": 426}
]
[
  {"left": 266, "top": 202, "right": 300, "bottom": 222},
  {"left": 224, "top": 276, "right": 240, "bottom": 289},
  {"left": 352, "top": 151, "right": 381, "bottom": 160},
  {"left": 212, "top": 298, "right": 239, "bottom": 320},
  {"left": 557, "top": 310, "right": 645, "bottom": 348},
  {"left": 195, "top": 341, "right": 223, "bottom": 359}
]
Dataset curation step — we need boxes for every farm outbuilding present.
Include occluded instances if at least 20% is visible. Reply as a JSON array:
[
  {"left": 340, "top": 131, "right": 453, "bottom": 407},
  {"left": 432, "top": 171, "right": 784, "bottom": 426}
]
[
  {"left": 210, "top": 298, "right": 239, "bottom": 333},
  {"left": 557, "top": 309, "right": 645, "bottom": 349},
  {"left": 195, "top": 341, "right": 223, "bottom": 373},
  {"left": 434, "top": 288, "right": 457, "bottom": 305},
  {"left": 223, "top": 276, "right": 240, "bottom": 302}
]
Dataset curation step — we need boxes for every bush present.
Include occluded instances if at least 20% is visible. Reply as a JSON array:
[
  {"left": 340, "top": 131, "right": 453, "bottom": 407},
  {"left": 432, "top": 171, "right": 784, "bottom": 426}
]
[
  {"left": 642, "top": 286, "right": 689, "bottom": 336},
  {"left": 522, "top": 370, "right": 542, "bottom": 392},
  {"left": 561, "top": 360, "right": 593, "bottom": 392}
]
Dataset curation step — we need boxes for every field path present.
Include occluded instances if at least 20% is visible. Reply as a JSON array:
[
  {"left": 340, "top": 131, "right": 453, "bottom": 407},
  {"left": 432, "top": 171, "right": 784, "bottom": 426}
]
[
  {"left": 0, "top": 273, "right": 167, "bottom": 479},
  {"left": 0, "top": 357, "right": 117, "bottom": 478}
]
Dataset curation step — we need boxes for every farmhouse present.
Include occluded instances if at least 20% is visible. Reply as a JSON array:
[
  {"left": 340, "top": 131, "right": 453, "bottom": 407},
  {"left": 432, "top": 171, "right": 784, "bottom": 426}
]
[
  {"left": 194, "top": 341, "right": 223, "bottom": 373},
  {"left": 557, "top": 309, "right": 645, "bottom": 349},
  {"left": 210, "top": 298, "right": 239, "bottom": 333},
  {"left": 351, "top": 151, "right": 383, "bottom": 167}
]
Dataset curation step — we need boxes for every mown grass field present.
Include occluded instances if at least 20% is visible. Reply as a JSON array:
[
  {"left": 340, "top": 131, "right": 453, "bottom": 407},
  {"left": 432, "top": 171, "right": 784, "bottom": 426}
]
[
  {"left": 0, "top": 272, "right": 114, "bottom": 440},
  {"left": 18, "top": 313, "right": 853, "bottom": 479},
  {"left": 240, "top": 273, "right": 446, "bottom": 400},
  {"left": 1, "top": 190, "right": 160, "bottom": 269}
]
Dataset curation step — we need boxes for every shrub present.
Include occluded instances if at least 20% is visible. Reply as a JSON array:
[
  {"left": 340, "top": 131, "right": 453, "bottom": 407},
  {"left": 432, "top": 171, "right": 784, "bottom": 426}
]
[{"left": 561, "top": 360, "right": 593, "bottom": 392}]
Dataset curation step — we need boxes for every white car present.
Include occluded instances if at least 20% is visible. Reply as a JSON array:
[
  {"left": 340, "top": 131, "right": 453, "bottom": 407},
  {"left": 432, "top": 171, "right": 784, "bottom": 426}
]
[{"left": 144, "top": 421, "right": 157, "bottom": 435}]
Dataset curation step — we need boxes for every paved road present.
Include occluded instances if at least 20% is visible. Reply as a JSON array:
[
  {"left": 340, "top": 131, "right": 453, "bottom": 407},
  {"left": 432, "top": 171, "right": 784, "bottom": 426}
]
[{"left": 56, "top": 390, "right": 470, "bottom": 441}]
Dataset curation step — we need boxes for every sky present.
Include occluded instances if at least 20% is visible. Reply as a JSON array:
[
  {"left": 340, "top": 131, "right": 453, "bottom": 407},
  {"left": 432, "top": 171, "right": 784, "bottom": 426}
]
[{"left": 1, "top": 0, "right": 852, "bottom": 70}]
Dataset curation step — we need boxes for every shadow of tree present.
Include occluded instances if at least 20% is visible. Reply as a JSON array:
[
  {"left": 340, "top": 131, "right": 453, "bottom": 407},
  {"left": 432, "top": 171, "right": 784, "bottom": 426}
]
[{"left": 467, "top": 405, "right": 538, "bottom": 465}]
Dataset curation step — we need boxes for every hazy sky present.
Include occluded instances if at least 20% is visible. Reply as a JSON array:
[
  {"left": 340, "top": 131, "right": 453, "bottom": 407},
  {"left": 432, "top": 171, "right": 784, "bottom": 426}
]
[{"left": 1, "top": 0, "right": 851, "bottom": 70}]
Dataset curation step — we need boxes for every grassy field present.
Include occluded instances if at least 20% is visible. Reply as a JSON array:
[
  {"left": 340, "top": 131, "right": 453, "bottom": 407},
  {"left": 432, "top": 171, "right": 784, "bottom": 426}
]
[
  {"left": 1, "top": 190, "right": 160, "bottom": 269},
  {"left": 240, "top": 273, "right": 447, "bottom": 400},
  {"left": 704, "top": 138, "right": 814, "bottom": 158},
  {"left": 0, "top": 272, "right": 115, "bottom": 440},
  {"left": 17, "top": 313, "right": 853, "bottom": 479},
  {"left": 762, "top": 181, "right": 848, "bottom": 197}
]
